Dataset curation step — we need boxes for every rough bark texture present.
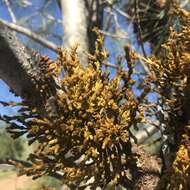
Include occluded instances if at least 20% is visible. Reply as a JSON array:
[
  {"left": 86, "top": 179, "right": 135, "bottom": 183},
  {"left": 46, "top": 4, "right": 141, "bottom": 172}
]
[
  {"left": 0, "top": 22, "right": 44, "bottom": 107},
  {"left": 84, "top": 0, "right": 104, "bottom": 54},
  {"left": 132, "top": 143, "right": 162, "bottom": 189}
]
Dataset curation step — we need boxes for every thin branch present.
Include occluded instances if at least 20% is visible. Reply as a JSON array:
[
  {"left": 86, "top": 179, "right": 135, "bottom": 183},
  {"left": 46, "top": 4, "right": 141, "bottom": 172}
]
[
  {"left": 134, "top": 0, "right": 147, "bottom": 58},
  {"left": 104, "top": 0, "right": 132, "bottom": 19},
  {"left": 102, "top": 54, "right": 153, "bottom": 78},
  {"left": 103, "top": 7, "right": 112, "bottom": 31},
  {"left": 180, "top": 0, "right": 189, "bottom": 8},
  {"left": 98, "top": 29, "right": 128, "bottom": 39},
  {"left": 0, "top": 19, "right": 58, "bottom": 52},
  {"left": 113, "top": 6, "right": 131, "bottom": 19},
  {"left": 43, "top": 12, "right": 62, "bottom": 24},
  {"left": 4, "top": 0, "right": 17, "bottom": 23},
  {"left": 104, "top": 8, "right": 120, "bottom": 29},
  {"left": 102, "top": 61, "right": 120, "bottom": 69}
]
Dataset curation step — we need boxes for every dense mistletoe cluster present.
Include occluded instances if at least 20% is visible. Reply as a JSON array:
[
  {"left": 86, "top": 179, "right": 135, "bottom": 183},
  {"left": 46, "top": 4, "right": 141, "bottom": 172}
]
[{"left": 0, "top": 34, "right": 151, "bottom": 189}]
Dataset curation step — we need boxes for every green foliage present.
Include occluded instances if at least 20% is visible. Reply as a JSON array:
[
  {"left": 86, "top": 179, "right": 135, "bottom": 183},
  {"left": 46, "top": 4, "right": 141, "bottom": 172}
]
[
  {"left": 0, "top": 127, "right": 25, "bottom": 159},
  {"left": 24, "top": 176, "right": 61, "bottom": 190}
]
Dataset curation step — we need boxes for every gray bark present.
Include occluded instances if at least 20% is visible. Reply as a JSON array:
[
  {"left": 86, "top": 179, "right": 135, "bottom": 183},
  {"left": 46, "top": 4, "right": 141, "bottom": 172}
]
[
  {"left": 60, "top": 0, "right": 88, "bottom": 66},
  {"left": 0, "top": 21, "right": 44, "bottom": 107},
  {"left": 59, "top": 0, "right": 104, "bottom": 56}
]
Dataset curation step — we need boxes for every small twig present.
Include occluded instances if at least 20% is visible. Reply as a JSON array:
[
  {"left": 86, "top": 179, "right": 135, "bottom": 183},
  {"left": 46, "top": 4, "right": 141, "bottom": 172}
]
[
  {"left": 0, "top": 19, "right": 58, "bottom": 52},
  {"left": 104, "top": 8, "right": 120, "bottom": 29},
  {"left": 113, "top": 6, "right": 131, "bottom": 19},
  {"left": 180, "top": 0, "right": 189, "bottom": 8},
  {"left": 136, "top": 53, "right": 156, "bottom": 77},
  {"left": 103, "top": 7, "right": 113, "bottom": 31},
  {"left": 4, "top": 0, "right": 17, "bottom": 23},
  {"left": 134, "top": 0, "right": 147, "bottom": 58},
  {"left": 104, "top": 0, "right": 132, "bottom": 19},
  {"left": 102, "top": 61, "right": 120, "bottom": 69},
  {"left": 43, "top": 12, "right": 62, "bottom": 24},
  {"left": 99, "top": 29, "right": 128, "bottom": 39},
  {"left": 112, "top": 11, "right": 120, "bottom": 29}
]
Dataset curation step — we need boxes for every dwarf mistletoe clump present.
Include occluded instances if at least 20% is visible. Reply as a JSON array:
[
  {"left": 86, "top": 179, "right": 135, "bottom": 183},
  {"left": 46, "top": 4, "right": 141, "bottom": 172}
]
[{"left": 1, "top": 33, "right": 151, "bottom": 189}]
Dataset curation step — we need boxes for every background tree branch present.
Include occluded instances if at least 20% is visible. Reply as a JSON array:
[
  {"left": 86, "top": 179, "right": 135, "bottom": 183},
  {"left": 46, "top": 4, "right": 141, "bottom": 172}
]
[{"left": 0, "top": 19, "right": 58, "bottom": 52}]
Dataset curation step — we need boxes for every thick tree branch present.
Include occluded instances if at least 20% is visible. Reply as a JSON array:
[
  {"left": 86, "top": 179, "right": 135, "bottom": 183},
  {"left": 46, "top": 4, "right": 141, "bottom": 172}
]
[
  {"left": 60, "top": 0, "right": 88, "bottom": 66},
  {"left": 59, "top": 0, "right": 105, "bottom": 56},
  {"left": 85, "top": 0, "right": 104, "bottom": 54},
  {"left": 131, "top": 142, "right": 162, "bottom": 189},
  {"left": 0, "top": 22, "right": 46, "bottom": 107},
  {"left": 134, "top": 125, "right": 159, "bottom": 144}
]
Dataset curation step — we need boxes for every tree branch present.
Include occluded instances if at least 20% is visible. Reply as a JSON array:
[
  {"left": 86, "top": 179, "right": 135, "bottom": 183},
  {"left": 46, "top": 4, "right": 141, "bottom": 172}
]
[
  {"left": 0, "top": 19, "right": 58, "bottom": 52},
  {"left": 60, "top": 0, "right": 88, "bottom": 66},
  {"left": 131, "top": 142, "right": 162, "bottom": 189},
  {"left": 4, "top": 0, "right": 17, "bottom": 23},
  {"left": 0, "top": 22, "right": 47, "bottom": 108},
  {"left": 133, "top": 125, "right": 159, "bottom": 144},
  {"left": 98, "top": 29, "right": 128, "bottom": 39}
]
